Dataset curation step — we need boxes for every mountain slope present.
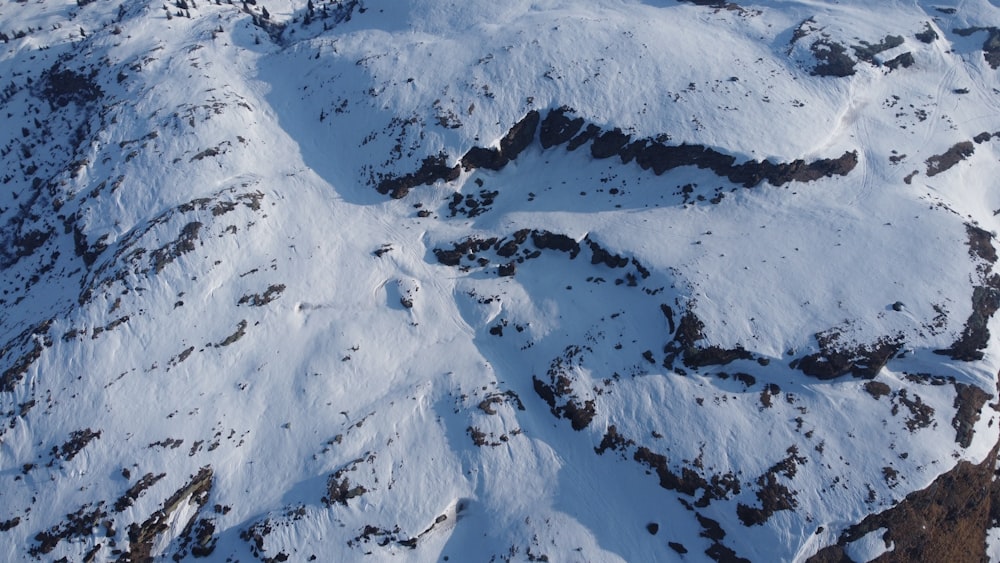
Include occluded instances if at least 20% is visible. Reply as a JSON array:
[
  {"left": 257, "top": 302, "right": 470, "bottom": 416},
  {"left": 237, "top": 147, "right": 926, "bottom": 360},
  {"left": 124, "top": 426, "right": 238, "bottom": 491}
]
[{"left": 2, "top": 0, "right": 1000, "bottom": 561}]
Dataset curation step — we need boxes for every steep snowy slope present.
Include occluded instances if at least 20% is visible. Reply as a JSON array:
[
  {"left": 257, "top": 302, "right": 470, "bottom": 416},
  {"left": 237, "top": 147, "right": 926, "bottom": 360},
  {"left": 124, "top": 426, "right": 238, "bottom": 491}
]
[{"left": 2, "top": 0, "right": 1000, "bottom": 561}]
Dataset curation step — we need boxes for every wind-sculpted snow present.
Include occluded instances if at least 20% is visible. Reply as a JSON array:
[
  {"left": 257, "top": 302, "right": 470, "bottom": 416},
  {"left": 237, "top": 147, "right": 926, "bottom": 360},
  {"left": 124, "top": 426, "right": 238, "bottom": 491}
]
[{"left": 3, "top": 0, "right": 1000, "bottom": 562}]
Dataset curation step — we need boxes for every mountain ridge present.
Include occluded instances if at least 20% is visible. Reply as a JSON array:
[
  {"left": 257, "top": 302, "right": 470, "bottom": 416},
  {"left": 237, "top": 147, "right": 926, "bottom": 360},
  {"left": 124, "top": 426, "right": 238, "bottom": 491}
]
[{"left": 2, "top": 0, "right": 1000, "bottom": 561}]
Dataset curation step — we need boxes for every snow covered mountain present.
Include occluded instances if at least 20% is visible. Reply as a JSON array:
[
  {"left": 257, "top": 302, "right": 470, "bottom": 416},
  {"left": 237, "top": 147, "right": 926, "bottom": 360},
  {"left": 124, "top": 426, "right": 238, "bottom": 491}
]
[{"left": 2, "top": 0, "right": 1000, "bottom": 560}]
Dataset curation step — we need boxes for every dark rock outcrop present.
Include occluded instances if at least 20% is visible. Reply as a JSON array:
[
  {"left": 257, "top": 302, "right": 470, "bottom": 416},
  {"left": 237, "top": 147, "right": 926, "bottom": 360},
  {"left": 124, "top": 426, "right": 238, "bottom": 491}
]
[
  {"left": 376, "top": 107, "right": 858, "bottom": 200},
  {"left": 807, "top": 439, "right": 1000, "bottom": 562},
  {"left": 461, "top": 110, "right": 540, "bottom": 170},
  {"left": 937, "top": 225, "right": 1000, "bottom": 361},
  {"left": 955, "top": 27, "right": 1000, "bottom": 69},
  {"left": 952, "top": 382, "right": 993, "bottom": 448},
  {"left": 376, "top": 153, "right": 461, "bottom": 199},
  {"left": 810, "top": 40, "right": 857, "bottom": 77},
  {"left": 531, "top": 230, "right": 580, "bottom": 259},
  {"left": 539, "top": 106, "right": 585, "bottom": 149},
  {"left": 926, "top": 141, "right": 975, "bottom": 177},
  {"left": 794, "top": 333, "right": 902, "bottom": 380}
]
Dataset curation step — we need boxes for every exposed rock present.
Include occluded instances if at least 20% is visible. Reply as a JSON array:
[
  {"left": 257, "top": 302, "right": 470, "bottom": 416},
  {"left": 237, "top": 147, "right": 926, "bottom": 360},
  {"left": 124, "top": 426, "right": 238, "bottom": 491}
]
[
  {"left": 810, "top": 40, "right": 857, "bottom": 77},
  {"left": 595, "top": 425, "right": 635, "bottom": 455},
  {"left": 852, "top": 35, "right": 904, "bottom": 63},
  {"left": 966, "top": 224, "right": 997, "bottom": 264},
  {"left": 460, "top": 146, "right": 506, "bottom": 170},
  {"left": 376, "top": 108, "right": 857, "bottom": 201},
  {"left": 665, "top": 311, "right": 755, "bottom": 368},
  {"left": 0, "top": 318, "right": 53, "bottom": 392},
  {"left": 893, "top": 389, "right": 935, "bottom": 432},
  {"left": 122, "top": 466, "right": 214, "bottom": 561},
  {"left": 794, "top": 331, "right": 903, "bottom": 380},
  {"left": 736, "top": 446, "right": 805, "bottom": 526},
  {"left": 926, "top": 141, "right": 975, "bottom": 177},
  {"left": 215, "top": 320, "right": 248, "bottom": 347},
  {"left": 863, "top": 381, "right": 892, "bottom": 400},
  {"left": 151, "top": 221, "right": 203, "bottom": 273},
  {"left": 375, "top": 153, "right": 460, "bottom": 199},
  {"left": 461, "top": 110, "right": 540, "bottom": 171},
  {"left": 115, "top": 472, "right": 167, "bottom": 512},
  {"left": 807, "top": 440, "right": 1000, "bottom": 562},
  {"left": 500, "top": 110, "right": 540, "bottom": 161},
  {"left": 322, "top": 457, "right": 370, "bottom": 506},
  {"left": 531, "top": 230, "right": 580, "bottom": 258},
  {"left": 884, "top": 52, "right": 915, "bottom": 70},
  {"left": 633, "top": 445, "right": 741, "bottom": 507},
  {"left": 973, "top": 131, "right": 1000, "bottom": 144},
  {"left": 498, "top": 262, "right": 516, "bottom": 277},
  {"left": 591, "top": 128, "right": 630, "bottom": 159},
  {"left": 433, "top": 237, "right": 497, "bottom": 266},
  {"left": 937, "top": 226, "right": 1000, "bottom": 361},
  {"left": 937, "top": 285, "right": 1000, "bottom": 361},
  {"left": 684, "top": 346, "right": 754, "bottom": 369},
  {"left": 566, "top": 123, "right": 601, "bottom": 151},
  {"left": 238, "top": 284, "right": 286, "bottom": 306},
  {"left": 31, "top": 502, "right": 108, "bottom": 556},
  {"left": 539, "top": 106, "right": 584, "bottom": 149},
  {"left": 955, "top": 27, "right": 1000, "bottom": 69},
  {"left": 952, "top": 382, "right": 992, "bottom": 448},
  {"left": 586, "top": 237, "right": 628, "bottom": 268},
  {"left": 58, "top": 428, "right": 102, "bottom": 462},
  {"left": 532, "top": 346, "right": 598, "bottom": 430},
  {"left": 916, "top": 23, "right": 939, "bottom": 44}
]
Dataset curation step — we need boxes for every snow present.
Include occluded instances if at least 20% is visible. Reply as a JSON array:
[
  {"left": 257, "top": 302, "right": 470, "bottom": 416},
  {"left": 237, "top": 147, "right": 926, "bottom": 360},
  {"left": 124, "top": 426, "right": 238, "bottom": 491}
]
[
  {"left": 2, "top": 0, "right": 1000, "bottom": 561},
  {"left": 843, "top": 527, "right": 893, "bottom": 563}
]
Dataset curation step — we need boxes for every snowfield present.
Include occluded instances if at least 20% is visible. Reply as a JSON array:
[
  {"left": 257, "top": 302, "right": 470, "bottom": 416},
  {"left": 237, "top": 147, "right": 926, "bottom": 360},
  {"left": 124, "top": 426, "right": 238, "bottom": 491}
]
[{"left": 2, "top": 0, "right": 1000, "bottom": 561}]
